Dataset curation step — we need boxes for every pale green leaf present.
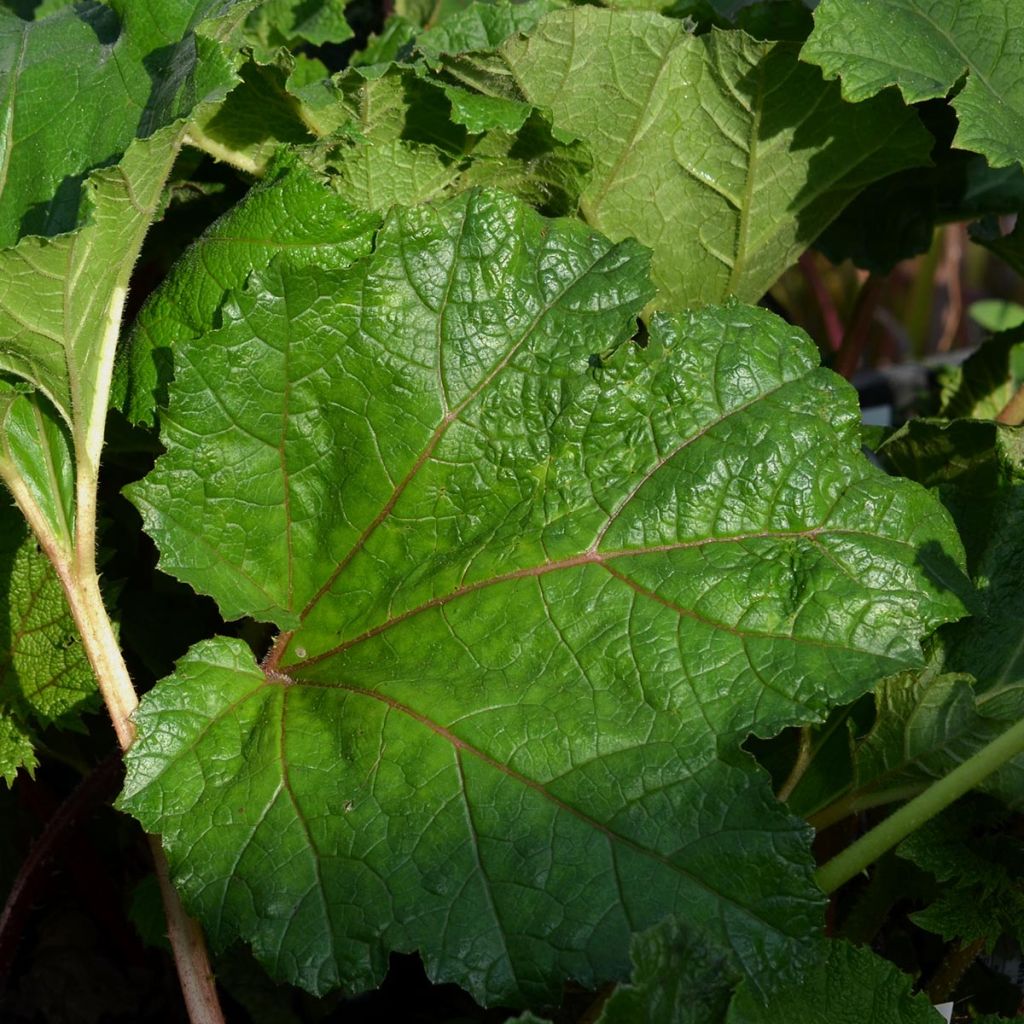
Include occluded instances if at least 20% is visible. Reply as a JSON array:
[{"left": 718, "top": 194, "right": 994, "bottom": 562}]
[
  {"left": 122, "top": 191, "right": 964, "bottom": 1003},
  {"left": 451, "top": 9, "right": 932, "bottom": 307},
  {"left": 0, "top": 132, "right": 190, "bottom": 453},
  {"left": 0, "top": 388, "right": 74, "bottom": 549},
  {"left": 802, "top": 0, "right": 1024, "bottom": 168},
  {"left": 244, "top": 0, "right": 353, "bottom": 58}
]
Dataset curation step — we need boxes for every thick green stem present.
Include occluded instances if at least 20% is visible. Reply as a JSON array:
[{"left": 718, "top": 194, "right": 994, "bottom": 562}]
[{"left": 816, "top": 715, "right": 1024, "bottom": 893}]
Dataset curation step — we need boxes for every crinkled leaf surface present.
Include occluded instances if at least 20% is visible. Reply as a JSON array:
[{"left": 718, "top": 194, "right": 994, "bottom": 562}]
[
  {"left": 122, "top": 191, "right": 964, "bottom": 1003},
  {"left": 0, "top": 492, "right": 96, "bottom": 784},
  {"left": 0, "top": 0, "right": 250, "bottom": 246},
  {"left": 802, "top": 0, "right": 1024, "bottom": 169},
  {"left": 300, "top": 66, "right": 589, "bottom": 215},
  {"left": 448, "top": 9, "right": 931, "bottom": 307},
  {"left": 113, "top": 158, "right": 381, "bottom": 427}
]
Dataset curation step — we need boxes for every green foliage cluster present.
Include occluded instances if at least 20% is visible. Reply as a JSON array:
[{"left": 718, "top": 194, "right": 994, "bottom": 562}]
[{"left": 2, "top": 0, "right": 1024, "bottom": 1020}]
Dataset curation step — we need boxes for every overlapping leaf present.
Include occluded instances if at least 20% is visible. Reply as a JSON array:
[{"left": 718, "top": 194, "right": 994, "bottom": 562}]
[
  {"left": 0, "top": 0, "right": 251, "bottom": 246},
  {"left": 828, "top": 422, "right": 1024, "bottom": 819},
  {"left": 803, "top": 0, "right": 1024, "bottom": 169},
  {"left": 442, "top": 8, "right": 931, "bottom": 307},
  {"left": 122, "top": 190, "right": 964, "bottom": 1003}
]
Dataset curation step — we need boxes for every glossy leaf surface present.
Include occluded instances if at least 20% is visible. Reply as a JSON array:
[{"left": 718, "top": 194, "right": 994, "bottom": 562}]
[{"left": 122, "top": 191, "right": 965, "bottom": 1003}]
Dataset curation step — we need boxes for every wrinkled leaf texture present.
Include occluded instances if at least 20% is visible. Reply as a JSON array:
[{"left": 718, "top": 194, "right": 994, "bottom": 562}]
[{"left": 122, "top": 190, "right": 964, "bottom": 1004}]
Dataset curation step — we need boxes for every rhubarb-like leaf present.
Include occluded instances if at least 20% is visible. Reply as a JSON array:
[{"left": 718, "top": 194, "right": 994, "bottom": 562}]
[
  {"left": 0, "top": 133, "right": 194, "bottom": 468},
  {"left": 112, "top": 158, "right": 381, "bottom": 427},
  {"left": 447, "top": 9, "right": 931, "bottom": 307},
  {"left": 0, "top": 493, "right": 97, "bottom": 784},
  {"left": 121, "top": 191, "right": 965, "bottom": 1003},
  {"left": 802, "top": 0, "right": 1024, "bottom": 169},
  {"left": 0, "top": 0, "right": 250, "bottom": 246}
]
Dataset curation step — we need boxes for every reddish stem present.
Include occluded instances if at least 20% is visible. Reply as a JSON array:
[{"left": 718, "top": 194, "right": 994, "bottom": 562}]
[
  {"left": 835, "top": 274, "right": 887, "bottom": 379},
  {"left": 798, "top": 252, "right": 844, "bottom": 353}
]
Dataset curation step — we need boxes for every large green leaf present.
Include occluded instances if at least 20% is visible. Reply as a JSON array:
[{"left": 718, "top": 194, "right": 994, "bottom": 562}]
[
  {"left": 444, "top": 9, "right": 931, "bottom": 307},
  {"left": 802, "top": 0, "right": 1024, "bottom": 169},
  {"left": 121, "top": 191, "right": 965, "bottom": 1003},
  {"left": 0, "top": 491, "right": 97, "bottom": 784},
  {"left": 0, "top": 0, "right": 251, "bottom": 246}
]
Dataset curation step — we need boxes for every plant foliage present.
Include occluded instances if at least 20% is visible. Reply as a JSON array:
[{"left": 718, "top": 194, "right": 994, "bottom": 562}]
[{"left": 2, "top": 0, "right": 1024, "bottom": 1020}]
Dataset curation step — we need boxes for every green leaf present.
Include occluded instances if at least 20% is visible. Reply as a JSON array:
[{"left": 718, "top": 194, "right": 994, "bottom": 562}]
[
  {"left": 415, "top": 0, "right": 561, "bottom": 63},
  {"left": 968, "top": 300, "right": 1024, "bottom": 334},
  {"left": 301, "top": 65, "right": 589, "bottom": 214},
  {"left": 836, "top": 422, "right": 1024, "bottom": 816},
  {"left": 122, "top": 191, "right": 965, "bottom": 1003},
  {"left": 726, "top": 939, "right": 940, "bottom": 1023},
  {"left": 0, "top": 0, "right": 250, "bottom": 247},
  {"left": 0, "top": 492, "right": 97, "bottom": 784},
  {"left": 898, "top": 799, "right": 1024, "bottom": 951},
  {"left": 597, "top": 917, "right": 738, "bottom": 1024},
  {"left": 0, "top": 132, "right": 192, "bottom": 461},
  {"left": 113, "top": 158, "right": 380, "bottom": 428},
  {"left": 818, "top": 150, "right": 1024, "bottom": 274},
  {"left": 802, "top": 0, "right": 1024, "bottom": 169},
  {"left": 0, "top": 388, "right": 75, "bottom": 551},
  {"left": 243, "top": 0, "right": 353, "bottom": 59},
  {"left": 450, "top": 9, "right": 931, "bottom": 307},
  {"left": 937, "top": 327, "right": 1024, "bottom": 420},
  {"left": 187, "top": 55, "right": 317, "bottom": 176},
  {"left": 0, "top": 713, "right": 34, "bottom": 785}
]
